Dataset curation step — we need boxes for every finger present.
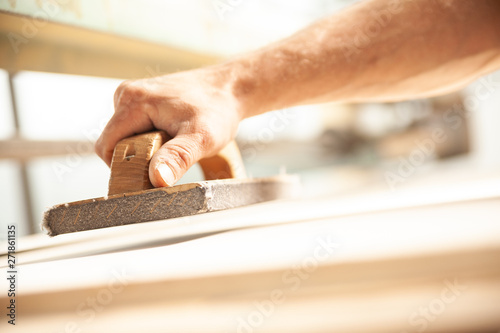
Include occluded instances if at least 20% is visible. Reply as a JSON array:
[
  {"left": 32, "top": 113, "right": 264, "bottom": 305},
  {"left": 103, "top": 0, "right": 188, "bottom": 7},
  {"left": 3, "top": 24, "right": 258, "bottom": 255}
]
[
  {"left": 149, "top": 134, "right": 206, "bottom": 187},
  {"left": 113, "top": 83, "right": 124, "bottom": 108},
  {"left": 95, "top": 106, "right": 154, "bottom": 166}
]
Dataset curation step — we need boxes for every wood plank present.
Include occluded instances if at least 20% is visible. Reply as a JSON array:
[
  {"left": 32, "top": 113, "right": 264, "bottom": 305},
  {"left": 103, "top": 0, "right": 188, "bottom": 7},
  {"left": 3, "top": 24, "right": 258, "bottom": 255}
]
[
  {"left": 2, "top": 177, "right": 500, "bottom": 264},
  {"left": 0, "top": 138, "right": 93, "bottom": 161},
  {"left": 1, "top": 196, "right": 500, "bottom": 332},
  {"left": 0, "top": 12, "right": 219, "bottom": 79}
]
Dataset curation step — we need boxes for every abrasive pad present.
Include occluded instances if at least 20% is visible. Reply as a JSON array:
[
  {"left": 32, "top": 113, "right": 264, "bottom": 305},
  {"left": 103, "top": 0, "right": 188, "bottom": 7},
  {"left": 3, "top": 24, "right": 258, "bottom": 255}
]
[
  {"left": 42, "top": 131, "right": 300, "bottom": 236},
  {"left": 42, "top": 175, "right": 299, "bottom": 236}
]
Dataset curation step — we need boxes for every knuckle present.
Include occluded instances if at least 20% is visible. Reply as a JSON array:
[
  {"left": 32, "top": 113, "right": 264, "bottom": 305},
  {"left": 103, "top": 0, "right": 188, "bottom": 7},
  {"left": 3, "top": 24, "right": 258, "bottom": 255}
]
[
  {"left": 164, "top": 144, "right": 198, "bottom": 174},
  {"left": 176, "top": 146, "right": 195, "bottom": 170},
  {"left": 115, "top": 80, "right": 146, "bottom": 104},
  {"left": 196, "top": 131, "right": 213, "bottom": 151},
  {"left": 114, "top": 80, "right": 128, "bottom": 100}
]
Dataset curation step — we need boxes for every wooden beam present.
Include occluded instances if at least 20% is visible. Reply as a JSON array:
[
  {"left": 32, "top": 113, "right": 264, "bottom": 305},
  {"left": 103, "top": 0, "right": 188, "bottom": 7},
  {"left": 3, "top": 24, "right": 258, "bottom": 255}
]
[
  {"left": 0, "top": 138, "right": 93, "bottom": 161},
  {"left": 2, "top": 195, "right": 500, "bottom": 332},
  {"left": 4, "top": 177, "right": 500, "bottom": 265},
  {"left": 0, "top": 12, "right": 220, "bottom": 78}
]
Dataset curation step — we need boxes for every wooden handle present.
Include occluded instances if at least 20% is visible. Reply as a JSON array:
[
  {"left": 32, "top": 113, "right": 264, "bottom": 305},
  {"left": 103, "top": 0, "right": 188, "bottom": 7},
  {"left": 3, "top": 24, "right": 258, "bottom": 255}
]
[
  {"left": 108, "top": 131, "right": 246, "bottom": 196},
  {"left": 198, "top": 140, "right": 246, "bottom": 181}
]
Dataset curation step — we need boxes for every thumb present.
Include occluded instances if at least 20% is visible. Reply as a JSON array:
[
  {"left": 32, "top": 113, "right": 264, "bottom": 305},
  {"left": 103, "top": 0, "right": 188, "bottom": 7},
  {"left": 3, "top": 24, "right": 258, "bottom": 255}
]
[{"left": 149, "top": 134, "right": 206, "bottom": 187}]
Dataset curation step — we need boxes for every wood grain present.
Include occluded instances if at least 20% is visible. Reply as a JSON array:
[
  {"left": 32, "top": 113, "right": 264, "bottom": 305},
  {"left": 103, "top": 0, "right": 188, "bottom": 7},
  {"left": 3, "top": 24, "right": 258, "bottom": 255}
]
[
  {"left": 198, "top": 140, "right": 246, "bottom": 180},
  {"left": 108, "top": 131, "right": 169, "bottom": 196}
]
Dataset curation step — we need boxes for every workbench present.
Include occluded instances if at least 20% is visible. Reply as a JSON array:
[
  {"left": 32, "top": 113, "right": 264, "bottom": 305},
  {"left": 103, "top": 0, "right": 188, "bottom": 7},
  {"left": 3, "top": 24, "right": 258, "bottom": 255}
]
[{"left": 1, "top": 172, "right": 499, "bottom": 333}]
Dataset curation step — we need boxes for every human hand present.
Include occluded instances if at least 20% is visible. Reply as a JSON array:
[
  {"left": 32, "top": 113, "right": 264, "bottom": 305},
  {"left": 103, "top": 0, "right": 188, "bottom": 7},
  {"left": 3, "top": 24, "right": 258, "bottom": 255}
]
[{"left": 95, "top": 66, "right": 245, "bottom": 187}]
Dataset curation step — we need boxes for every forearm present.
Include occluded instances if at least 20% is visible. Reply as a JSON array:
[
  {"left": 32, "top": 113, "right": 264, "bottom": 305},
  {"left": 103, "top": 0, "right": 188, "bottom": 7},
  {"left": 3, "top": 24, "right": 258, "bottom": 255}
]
[
  {"left": 222, "top": 0, "right": 500, "bottom": 117},
  {"left": 96, "top": 0, "right": 500, "bottom": 187}
]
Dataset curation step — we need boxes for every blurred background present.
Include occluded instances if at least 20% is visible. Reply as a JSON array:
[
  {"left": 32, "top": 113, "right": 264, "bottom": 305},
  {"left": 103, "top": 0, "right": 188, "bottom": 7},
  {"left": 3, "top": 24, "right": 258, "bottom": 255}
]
[{"left": 1, "top": 0, "right": 499, "bottom": 238}]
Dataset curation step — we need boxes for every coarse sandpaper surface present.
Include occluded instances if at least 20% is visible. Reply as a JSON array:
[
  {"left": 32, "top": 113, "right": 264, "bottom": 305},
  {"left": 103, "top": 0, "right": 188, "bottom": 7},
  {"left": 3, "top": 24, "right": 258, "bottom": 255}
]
[{"left": 42, "top": 175, "right": 300, "bottom": 236}]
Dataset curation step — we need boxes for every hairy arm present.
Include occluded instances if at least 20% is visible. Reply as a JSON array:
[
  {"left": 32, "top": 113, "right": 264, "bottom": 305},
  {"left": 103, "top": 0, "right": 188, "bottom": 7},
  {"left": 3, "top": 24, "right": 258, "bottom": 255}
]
[
  {"left": 230, "top": 0, "right": 500, "bottom": 115},
  {"left": 96, "top": 0, "right": 500, "bottom": 187}
]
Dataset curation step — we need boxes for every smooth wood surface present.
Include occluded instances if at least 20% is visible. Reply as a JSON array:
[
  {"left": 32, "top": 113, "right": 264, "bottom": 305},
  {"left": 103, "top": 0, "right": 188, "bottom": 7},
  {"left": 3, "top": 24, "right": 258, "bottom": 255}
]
[
  {"left": 10, "top": 176, "right": 500, "bottom": 263},
  {"left": 3, "top": 173, "right": 500, "bottom": 332},
  {"left": 2, "top": 192, "right": 500, "bottom": 332}
]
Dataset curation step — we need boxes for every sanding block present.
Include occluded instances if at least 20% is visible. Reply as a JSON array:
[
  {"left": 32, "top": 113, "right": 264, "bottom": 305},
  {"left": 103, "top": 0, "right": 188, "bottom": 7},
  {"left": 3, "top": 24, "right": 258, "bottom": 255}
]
[{"left": 42, "top": 131, "right": 299, "bottom": 236}]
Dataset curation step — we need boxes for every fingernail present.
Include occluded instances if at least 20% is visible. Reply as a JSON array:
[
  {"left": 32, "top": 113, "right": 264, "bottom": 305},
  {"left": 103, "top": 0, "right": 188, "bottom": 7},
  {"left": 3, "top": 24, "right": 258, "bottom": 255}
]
[{"left": 156, "top": 163, "right": 176, "bottom": 186}]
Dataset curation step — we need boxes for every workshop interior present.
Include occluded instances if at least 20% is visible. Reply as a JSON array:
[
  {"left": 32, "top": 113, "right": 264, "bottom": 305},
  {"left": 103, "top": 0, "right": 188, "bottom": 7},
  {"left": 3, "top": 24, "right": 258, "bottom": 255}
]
[{"left": 1, "top": 1, "right": 500, "bottom": 332}]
